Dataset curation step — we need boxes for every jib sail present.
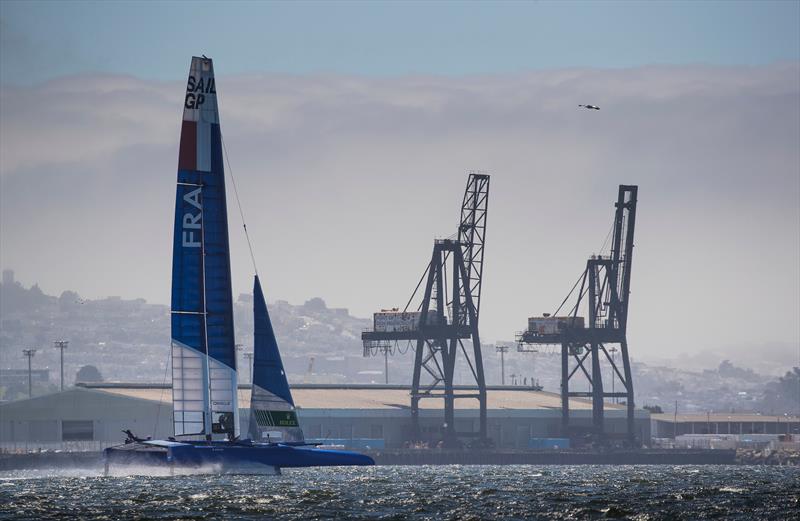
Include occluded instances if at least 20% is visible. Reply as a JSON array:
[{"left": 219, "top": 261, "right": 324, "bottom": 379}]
[
  {"left": 171, "top": 56, "right": 239, "bottom": 439},
  {"left": 249, "top": 275, "right": 304, "bottom": 442}
]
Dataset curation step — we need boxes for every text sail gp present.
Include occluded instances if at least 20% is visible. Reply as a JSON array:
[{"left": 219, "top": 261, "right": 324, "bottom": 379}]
[{"left": 171, "top": 56, "right": 239, "bottom": 440}]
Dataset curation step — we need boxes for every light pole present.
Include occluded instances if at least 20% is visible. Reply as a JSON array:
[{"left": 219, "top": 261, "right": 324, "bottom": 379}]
[
  {"left": 243, "top": 352, "right": 254, "bottom": 384},
  {"left": 609, "top": 346, "right": 618, "bottom": 403},
  {"left": 383, "top": 346, "right": 390, "bottom": 385},
  {"left": 235, "top": 343, "right": 243, "bottom": 374},
  {"left": 54, "top": 340, "right": 69, "bottom": 390},
  {"left": 22, "top": 349, "right": 36, "bottom": 398},
  {"left": 674, "top": 400, "right": 678, "bottom": 439},
  {"left": 496, "top": 345, "right": 509, "bottom": 385}
]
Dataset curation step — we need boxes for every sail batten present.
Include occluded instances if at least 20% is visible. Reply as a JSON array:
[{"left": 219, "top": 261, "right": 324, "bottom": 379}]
[{"left": 171, "top": 56, "right": 238, "bottom": 439}]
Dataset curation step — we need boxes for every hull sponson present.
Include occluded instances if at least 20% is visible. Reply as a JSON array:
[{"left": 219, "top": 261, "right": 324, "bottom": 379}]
[
  {"left": 171, "top": 56, "right": 238, "bottom": 438},
  {"left": 104, "top": 442, "right": 375, "bottom": 470}
]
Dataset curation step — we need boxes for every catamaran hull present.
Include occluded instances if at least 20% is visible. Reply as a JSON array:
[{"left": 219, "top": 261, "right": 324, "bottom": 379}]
[{"left": 103, "top": 441, "right": 374, "bottom": 474}]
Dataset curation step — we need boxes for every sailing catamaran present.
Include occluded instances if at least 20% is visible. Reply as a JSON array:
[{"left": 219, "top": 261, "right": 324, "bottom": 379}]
[{"left": 103, "top": 56, "right": 374, "bottom": 473}]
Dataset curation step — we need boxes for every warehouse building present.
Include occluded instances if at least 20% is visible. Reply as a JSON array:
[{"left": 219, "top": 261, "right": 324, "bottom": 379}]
[
  {"left": 651, "top": 413, "right": 800, "bottom": 438},
  {"left": 0, "top": 384, "right": 651, "bottom": 451}
]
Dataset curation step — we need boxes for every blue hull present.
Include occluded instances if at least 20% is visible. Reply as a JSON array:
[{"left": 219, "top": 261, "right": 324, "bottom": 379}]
[{"left": 104, "top": 440, "right": 374, "bottom": 471}]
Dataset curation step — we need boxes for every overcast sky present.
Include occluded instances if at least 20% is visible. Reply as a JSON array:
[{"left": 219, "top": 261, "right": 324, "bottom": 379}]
[{"left": 1, "top": 1, "right": 798, "bottom": 362}]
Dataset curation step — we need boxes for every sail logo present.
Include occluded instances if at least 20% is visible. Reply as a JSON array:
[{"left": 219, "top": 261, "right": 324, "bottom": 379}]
[
  {"left": 254, "top": 409, "right": 300, "bottom": 428},
  {"left": 182, "top": 187, "right": 202, "bottom": 248},
  {"left": 184, "top": 75, "right": 216, "bottom": 110}
]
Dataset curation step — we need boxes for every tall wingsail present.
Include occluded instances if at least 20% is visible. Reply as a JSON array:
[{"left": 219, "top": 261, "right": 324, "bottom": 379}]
[
  {"left": 249, "top": 275, "right": 304, "bottom": 442},
  {"left": 171, "top": 56, "right": 239, "bottom": 439}
]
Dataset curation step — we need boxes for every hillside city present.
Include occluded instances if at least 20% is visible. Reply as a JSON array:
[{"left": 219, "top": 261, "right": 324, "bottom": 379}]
[{"left": 1, "top": 270, "right": 797, "bottom": 418}]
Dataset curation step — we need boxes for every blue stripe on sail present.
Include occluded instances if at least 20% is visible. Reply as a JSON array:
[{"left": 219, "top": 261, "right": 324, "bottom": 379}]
[
  {"left": 253, "top": 275, "right": 294, "bottom": 406},
  {"left": 171, "top": 170, "right": 206, "bottom": 354},
  {"left": 203, "top": 123, "right": 237, "bottom": 371}
]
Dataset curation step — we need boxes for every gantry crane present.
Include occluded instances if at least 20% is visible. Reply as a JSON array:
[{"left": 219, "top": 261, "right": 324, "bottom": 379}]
[
  {"left": 362, "top": 173, "right": 490, "bottom": 447},
  {"left": 517, "top": 185, "right": 638, "bottom": 443}
]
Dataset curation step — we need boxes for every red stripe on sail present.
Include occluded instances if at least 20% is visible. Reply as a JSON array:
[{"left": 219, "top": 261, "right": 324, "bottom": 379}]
[{"left": 178, "top": 120, "right": 197, "bottom": 171}]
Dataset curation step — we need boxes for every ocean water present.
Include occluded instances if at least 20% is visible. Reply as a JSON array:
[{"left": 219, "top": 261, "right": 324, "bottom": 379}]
[{"left": 1, "top": 465, "right": 798, "bottom": 520}]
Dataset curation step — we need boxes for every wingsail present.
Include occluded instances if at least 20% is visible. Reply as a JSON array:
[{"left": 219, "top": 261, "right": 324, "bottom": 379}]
[
  {"left": 171, "top": 56, "right": 239, "bottom": 439},
  {"left": 249, "top": 275, "right": 304, "bottom": 442}
]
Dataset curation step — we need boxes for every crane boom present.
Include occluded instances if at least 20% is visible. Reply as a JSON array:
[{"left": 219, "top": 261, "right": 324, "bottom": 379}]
[
  {"left": 458, "top": 173, "right": 490, "bottom": 322},
  {"left": 609, "top": 185, "right": 637, "bottom": 331}
]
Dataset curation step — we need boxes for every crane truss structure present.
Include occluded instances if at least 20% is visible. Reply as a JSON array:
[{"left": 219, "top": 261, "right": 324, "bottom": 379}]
[
  {"left": 362, "top": 173, "right": 490, "bottom": 447},
  {"left": 518, "top": 185, "right": 638, "bottom": 443}
]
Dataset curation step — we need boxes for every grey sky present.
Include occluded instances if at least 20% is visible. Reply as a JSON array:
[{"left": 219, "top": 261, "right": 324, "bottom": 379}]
[
  {"left": 0, "top": 2, "right": 798, "bottom": 361},
  {"left": 1, "top": 1, "right": 799, "bottom": 83}
]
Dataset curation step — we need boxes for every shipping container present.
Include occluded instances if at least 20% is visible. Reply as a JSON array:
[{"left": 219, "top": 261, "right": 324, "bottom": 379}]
[
  {"left": 527, "top": 316, "right": 585, "bottom": 335},
  {"left": 373, "top": 310, "right": 439, "bottom": 332},
  {"left": 528, "top": 437, "right": 570, "bottom": 450}
]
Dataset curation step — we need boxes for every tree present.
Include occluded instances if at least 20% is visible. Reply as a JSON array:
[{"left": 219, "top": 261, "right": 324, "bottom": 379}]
[
  {"left": 718, "top": 359, "right": 759, "bottom": 382},
  {"left": 0, "top": 279, "right": 50, "bottom": 314},
  {"left": 760, "top": 367, "right": 800, "bottom": 415},
  {"left": 59, "top": 290, "right": 81, "bottom": 312},
  {"left": 302, "top": 297, "right": 327, "bottom": 312},
  {"left": 75, "top": 365, "right": 103, "bottom": 383}
]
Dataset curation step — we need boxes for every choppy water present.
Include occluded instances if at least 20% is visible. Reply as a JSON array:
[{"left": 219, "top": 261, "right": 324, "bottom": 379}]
[{"left": 1, "top": 465, "right": 798, "bottom": 520}]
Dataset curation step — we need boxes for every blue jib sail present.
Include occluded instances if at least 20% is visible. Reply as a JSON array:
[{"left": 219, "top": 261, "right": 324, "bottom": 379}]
[
  {"left": 249, "top": 275, "right": 304, "bottom": 442},
  {"left": 171, "top": 56, "right": 239, "bottom": 439}
]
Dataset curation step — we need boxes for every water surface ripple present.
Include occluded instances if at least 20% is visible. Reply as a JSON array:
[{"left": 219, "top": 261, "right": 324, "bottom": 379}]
[{"left": 1, "top": 465, "right": 798, "bottom": 520}]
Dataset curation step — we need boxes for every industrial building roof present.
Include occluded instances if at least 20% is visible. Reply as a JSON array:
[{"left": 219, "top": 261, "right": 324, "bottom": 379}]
[
  {"left": 651, "top": 413, "right": 800, "bottom": 423},
  {"left": 85, "top": 384, "right": 621, "bottom": 411}
]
